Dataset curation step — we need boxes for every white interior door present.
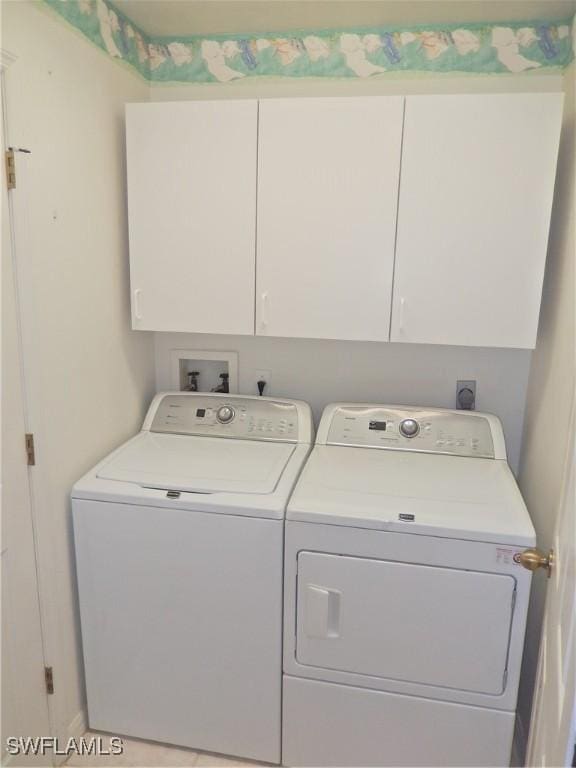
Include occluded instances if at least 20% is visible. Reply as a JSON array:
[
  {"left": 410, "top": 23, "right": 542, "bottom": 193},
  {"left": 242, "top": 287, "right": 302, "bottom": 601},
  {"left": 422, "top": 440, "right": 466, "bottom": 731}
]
[
  {"left": 391, "top": 94, "right": 563, "bottom": 349},
  {"left": 526, "top": 398, "right": 575, "bottom": 767},
  {"left": 126, "top": 100, "right": 257, "bottom": 335},
  {"left": 1, "top": 68, "right": 51, "bottom": 765},
  {"left": 256, "top": 96, "right": 404, "bottom": 341}
]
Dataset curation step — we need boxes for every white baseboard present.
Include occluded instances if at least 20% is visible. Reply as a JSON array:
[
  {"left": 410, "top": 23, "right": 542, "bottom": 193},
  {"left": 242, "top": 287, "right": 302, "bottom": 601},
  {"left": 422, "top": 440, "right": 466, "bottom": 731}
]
[
  {"left": 68, "top": 709, "right": 87, "bottom": 740},
  {"left": 512, "top": 713, "right": 528, "bottom": 767},
  {"left": 51, "top": 710, "right": 87, "bottom": 766}
]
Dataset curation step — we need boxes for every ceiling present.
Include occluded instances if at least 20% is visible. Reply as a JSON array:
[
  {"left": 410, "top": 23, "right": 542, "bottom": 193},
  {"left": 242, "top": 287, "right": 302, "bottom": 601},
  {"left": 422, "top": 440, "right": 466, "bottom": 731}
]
[{"left": 115, "top": 1, "right": 576, "bottom": 38}]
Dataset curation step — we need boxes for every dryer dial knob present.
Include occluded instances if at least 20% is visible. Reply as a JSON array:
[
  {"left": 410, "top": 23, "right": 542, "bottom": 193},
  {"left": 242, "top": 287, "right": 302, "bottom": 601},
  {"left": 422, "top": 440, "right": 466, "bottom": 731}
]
[
  {"left": 216, "top": 405, "right": 235, "bottom": 424},
  {"left": 400, "top": 418, "right": 420, "bottom": 438}
]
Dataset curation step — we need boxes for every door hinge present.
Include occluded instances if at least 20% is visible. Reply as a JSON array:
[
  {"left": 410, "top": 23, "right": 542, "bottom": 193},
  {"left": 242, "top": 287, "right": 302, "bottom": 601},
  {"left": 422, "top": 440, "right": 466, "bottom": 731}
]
[
  {"left": 25, "top": 433, "right": 36, "bottom": 466},
  {"left": 5, "top": 147, "right": 31, "bottom": 190},
  {"left": 5, "top": 148, "right": 16, "bottom": 190},
  {"left": 44, "top": 666, "right": 54, "bottom": 695}
]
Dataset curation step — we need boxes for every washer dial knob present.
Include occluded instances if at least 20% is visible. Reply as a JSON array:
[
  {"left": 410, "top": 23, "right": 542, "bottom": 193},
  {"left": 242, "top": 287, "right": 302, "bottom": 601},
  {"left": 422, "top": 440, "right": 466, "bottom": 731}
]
[
  {"left": 216, "top": 405, "right": 235, "bottom": 424},
  {"left": 400, "top": 418, "right": 420, "bottom": 438}
]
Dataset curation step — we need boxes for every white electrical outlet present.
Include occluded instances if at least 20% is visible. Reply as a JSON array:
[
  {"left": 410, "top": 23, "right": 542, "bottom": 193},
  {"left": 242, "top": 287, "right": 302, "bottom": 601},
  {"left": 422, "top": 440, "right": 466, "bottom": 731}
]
[{"left": 255, "top": 369, "right": 271, "bottom": 396}]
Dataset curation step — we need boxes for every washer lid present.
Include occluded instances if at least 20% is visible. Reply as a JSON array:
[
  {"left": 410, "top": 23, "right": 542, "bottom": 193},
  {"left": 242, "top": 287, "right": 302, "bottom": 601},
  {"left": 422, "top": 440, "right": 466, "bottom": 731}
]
[
  {"left": 97, "top": 432, "right": 295, "bottom": 494},
  {"left": 287, "top": 445, "right": 535, "bottom": 545}
]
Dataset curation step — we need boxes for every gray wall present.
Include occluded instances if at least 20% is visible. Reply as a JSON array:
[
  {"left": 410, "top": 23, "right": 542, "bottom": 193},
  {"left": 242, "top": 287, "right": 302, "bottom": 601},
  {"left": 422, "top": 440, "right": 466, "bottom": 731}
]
[{"left": 156, "top": 333, "right": 531, "bottom": 472}]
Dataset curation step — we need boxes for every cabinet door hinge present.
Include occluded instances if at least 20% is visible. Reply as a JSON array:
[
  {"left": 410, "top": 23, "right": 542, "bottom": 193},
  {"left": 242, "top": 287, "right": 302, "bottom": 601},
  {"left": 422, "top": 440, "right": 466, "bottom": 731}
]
[
  {"left": 5, "top": 149, "right": 16, "bottom": 190},
  {"left": 25, "top": 433, "right": 36, "bottom": 466},
  {"left": 44, "top": 666, "right": 54, "bottom": 695}
]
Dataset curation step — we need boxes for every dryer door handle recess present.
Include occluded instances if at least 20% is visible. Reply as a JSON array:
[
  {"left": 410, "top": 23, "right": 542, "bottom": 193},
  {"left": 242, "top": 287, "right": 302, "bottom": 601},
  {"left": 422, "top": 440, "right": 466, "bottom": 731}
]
[{"left": 304, "top": 585, "right": 341, "bottom": 639}]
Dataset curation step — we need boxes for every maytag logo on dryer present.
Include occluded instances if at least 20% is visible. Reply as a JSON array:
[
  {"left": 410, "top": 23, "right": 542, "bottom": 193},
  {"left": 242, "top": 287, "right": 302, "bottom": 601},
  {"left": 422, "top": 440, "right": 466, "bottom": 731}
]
[
  {"left": 495, "top": 546, "right": 519, "bottom": 565},
  {"left": 398, "top": 513, "right": 415, "bottom": 522}
]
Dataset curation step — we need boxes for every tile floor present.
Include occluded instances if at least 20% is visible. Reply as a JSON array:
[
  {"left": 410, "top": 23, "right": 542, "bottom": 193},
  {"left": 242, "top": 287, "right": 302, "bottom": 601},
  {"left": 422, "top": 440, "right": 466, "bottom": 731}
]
[{"left": 65, "top": 731, "right": 271, "bottom": 767}]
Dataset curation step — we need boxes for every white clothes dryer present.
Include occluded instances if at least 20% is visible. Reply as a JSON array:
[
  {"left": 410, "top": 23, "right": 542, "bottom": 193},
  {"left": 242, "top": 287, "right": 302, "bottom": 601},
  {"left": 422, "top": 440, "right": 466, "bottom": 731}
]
[
  {"left": 72, "top": 392, "right": 313, "bottom": 764},
  {"left": 283, "top": 403, "right": 535, "bottom": 767}
]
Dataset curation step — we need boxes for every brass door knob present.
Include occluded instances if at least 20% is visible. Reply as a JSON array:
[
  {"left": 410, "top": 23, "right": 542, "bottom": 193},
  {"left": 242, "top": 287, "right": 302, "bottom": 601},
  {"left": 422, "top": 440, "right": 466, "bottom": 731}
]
[{"left": 514, "top": 548, "right": 554, "bottom": 577}]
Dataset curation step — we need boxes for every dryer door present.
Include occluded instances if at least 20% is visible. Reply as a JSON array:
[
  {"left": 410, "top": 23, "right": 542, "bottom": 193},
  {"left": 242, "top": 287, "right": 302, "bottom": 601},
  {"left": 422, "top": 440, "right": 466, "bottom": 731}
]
[{"left": 296, "top": 552, "right": 515, "bottom": 695}]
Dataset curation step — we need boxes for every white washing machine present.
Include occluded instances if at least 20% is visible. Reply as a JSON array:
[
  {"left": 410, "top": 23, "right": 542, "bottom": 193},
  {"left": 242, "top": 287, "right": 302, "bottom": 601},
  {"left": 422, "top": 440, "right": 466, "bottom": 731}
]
[
  {"left": 72, "top": 392, "right": 312, "bottom": 764},
  {"left": 283, "top": 403, "right": 536, "bottom": 768}
]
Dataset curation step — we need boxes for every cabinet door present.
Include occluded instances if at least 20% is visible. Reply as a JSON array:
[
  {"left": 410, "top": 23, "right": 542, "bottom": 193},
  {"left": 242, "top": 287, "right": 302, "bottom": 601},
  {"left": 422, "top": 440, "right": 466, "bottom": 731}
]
[
  {"left": 391, "top": 94, "right": 563, "bottom": 348},
  {"left": 126, "top": 101, "right": 257, "bottom": 334},
  {"left": 256, "top": 97, "right": 404, "bottom": 341}
]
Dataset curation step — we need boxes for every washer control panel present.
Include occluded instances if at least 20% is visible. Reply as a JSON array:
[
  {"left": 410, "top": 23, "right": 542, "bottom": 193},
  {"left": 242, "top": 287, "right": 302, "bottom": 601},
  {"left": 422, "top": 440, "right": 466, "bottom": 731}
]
[
  {"left": 326, "top": 406, "right": 495, "bottom": 458},
  {"left": 150, "top": 394, "right": 299, "bottom": 442}
]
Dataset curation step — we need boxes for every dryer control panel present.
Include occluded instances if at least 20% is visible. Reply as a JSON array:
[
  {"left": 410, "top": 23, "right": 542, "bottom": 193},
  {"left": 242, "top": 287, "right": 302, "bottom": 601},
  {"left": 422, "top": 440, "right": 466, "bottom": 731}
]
[
  {"left": 148, "top": 393, "right": 303, "bottom": 442},
  {"left": 323, "top": 405, "right": 499, "bottom": 458}
]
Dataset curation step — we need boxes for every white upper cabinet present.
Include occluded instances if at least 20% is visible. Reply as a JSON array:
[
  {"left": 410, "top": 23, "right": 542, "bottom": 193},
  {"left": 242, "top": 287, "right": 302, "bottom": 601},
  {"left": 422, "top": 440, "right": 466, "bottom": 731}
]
[
  {"left": 125, "top": 94, "right": 562, "bottom": 348},
  {"left": 256, "top": 97, "right": 404, "bottom": 341},
  {"left": 390, "top": 94, "right": 563, "bottom": 349},
  {"left": 126, "top": 101, "right": 257, "bottom": 335}
]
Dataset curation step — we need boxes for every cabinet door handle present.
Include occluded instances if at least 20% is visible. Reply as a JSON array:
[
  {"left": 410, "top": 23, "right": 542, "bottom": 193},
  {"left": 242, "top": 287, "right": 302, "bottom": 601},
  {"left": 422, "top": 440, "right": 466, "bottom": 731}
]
[
  {"left": 398, "top": 296, "right": 405, "bottom": 333},
  {"left": 134, "top": 288, "right": 143, "bottom": 321},
  {"left": 261, "top": 291, "right": 269, "bottom": 330}
]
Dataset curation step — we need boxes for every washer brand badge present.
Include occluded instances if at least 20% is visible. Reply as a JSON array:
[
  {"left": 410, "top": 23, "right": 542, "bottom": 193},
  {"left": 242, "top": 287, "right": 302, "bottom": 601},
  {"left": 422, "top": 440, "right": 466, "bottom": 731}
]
[
  {"left": 496, "top": 547, "right": 517, "bottom": 565},
  {"left": 399, "top": 513, "right": 415, "bottom": 522}
]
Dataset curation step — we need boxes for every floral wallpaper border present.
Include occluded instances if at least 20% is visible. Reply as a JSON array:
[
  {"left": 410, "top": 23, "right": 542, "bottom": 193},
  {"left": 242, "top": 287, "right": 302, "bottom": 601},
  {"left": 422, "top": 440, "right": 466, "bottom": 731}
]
[{"left": 43, "top": 0, "right": 574, "bottom": 82}]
